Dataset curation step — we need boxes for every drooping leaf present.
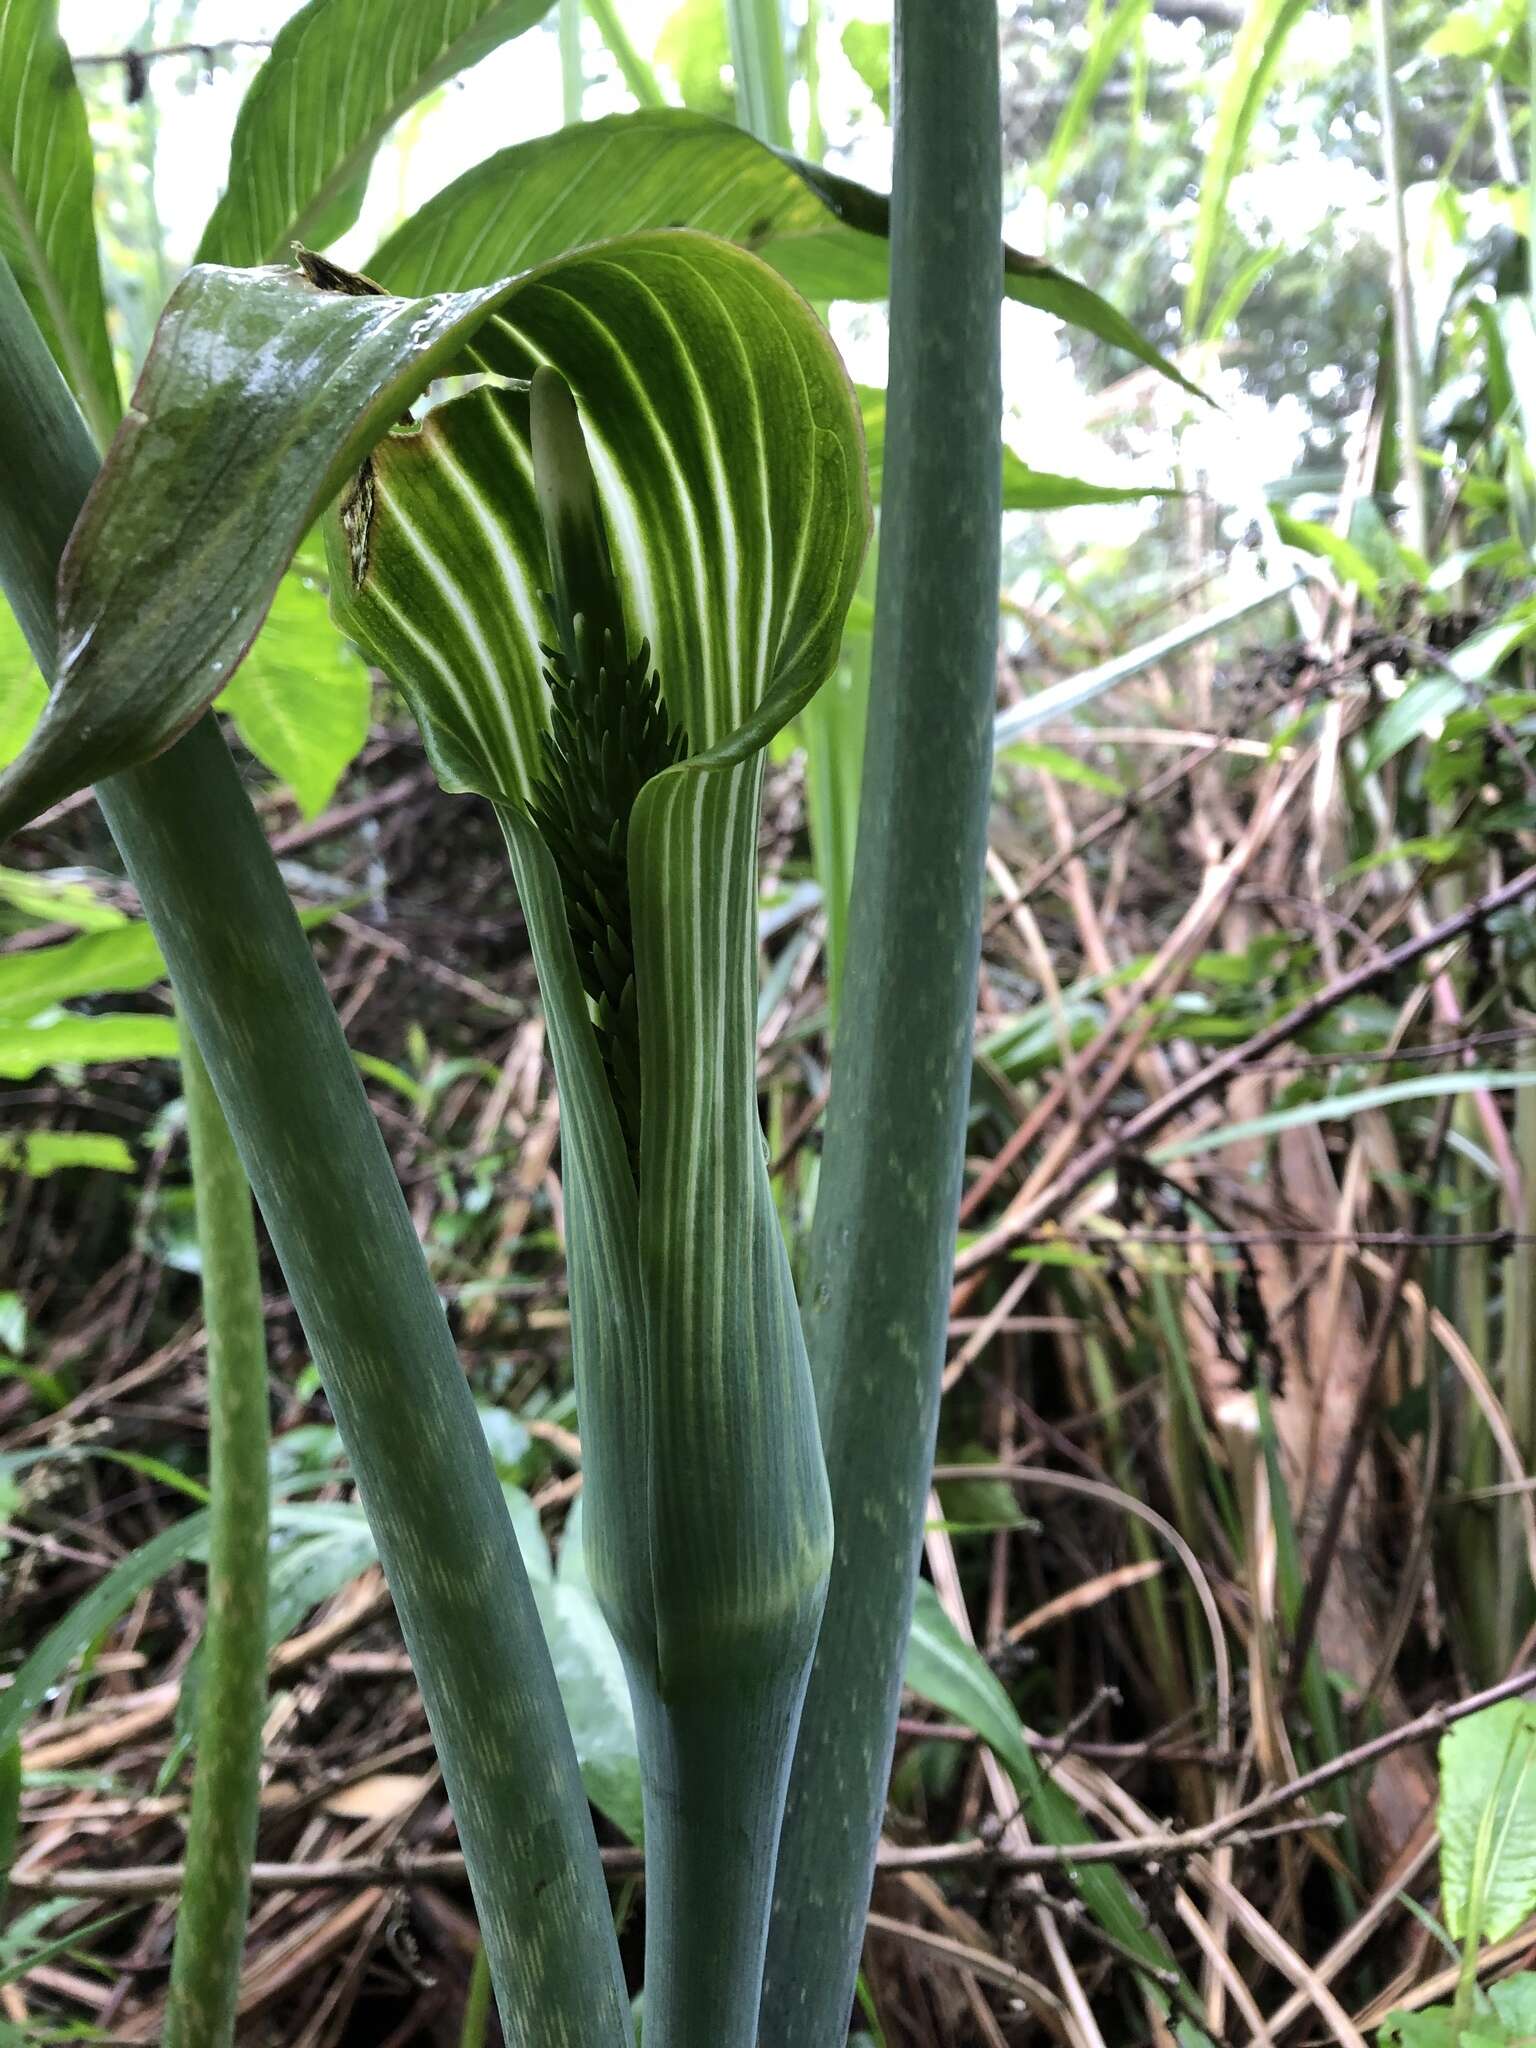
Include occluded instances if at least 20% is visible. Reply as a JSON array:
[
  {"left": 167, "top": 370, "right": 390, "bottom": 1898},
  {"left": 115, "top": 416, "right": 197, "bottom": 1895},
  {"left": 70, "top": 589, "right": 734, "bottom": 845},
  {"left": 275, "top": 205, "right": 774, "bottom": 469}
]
[
  {"left": 0, "top": 0, "right": 119, "bottom": 441},
  {"left": 367, "top": 108, "right": 1202, "bottom": 395},
  {"left": 216, "top": 567, "right": 372, "bottom": 817},
  {"left": 904, "top": 1581, "right": 1198, "bottom": 2015},
  {"left": 1440, "top": 1700, "right": 1536, "bottom": 1945},
  {"left": 195, "top": 0, "right": 556, "bottom": 267},
  {"left": 857, "top": 385, "right": 1170, "bottom": 511},
  {"left": 0, "top": 262, "right": 531, "bottom": 837}
]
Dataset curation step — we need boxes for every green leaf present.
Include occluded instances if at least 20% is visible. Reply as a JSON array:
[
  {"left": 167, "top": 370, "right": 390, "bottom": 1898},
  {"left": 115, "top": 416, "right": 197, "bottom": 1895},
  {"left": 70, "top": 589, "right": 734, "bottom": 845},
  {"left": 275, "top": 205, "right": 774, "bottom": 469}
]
[
  {"left": 0, "top": 261, "right": 533, "bottom": 837},
  {"left": 0, "top": 1294, "right": 25, "bottom": 1356},
  {"left": 1379, "top": 2010, "right": 1461, "bottom": 2048},
  {"left": 1448, "top": 605, "right": 1536, "bottom": 682},
  {"left": 1039, "top": 0, "right": 1150, "bottom": 205},
  {"left": 0, "top": 0, "right": 118, "bottom": 441},
  {"left": 1490, "top": 1975, "right": 1536, "bottom": 2036},
  {"left": 216, "top": 567, "right": 372, "bottom": 817},
  {"left": 533, "top": 1579, "right": 644, "bottom": 1841},
  {"left": 1425, "top": 0, "right": 1520, "bottom": 59},
  {"left": 0, "top": 1009, "right": 177, "bottom": 1078},
  {"left": 1004, "top": 740, "right": 1124, "bottom": 794},
  {"left": 0, "top": 603, "right": 44, "bottom": 768},
  {"left": 195, "top": 0, "right": 556, "bottom": 267},
  {"left": 657, "top": 0, "right": 735, "bottom": 115},
  {"left": 857, "top": 385, "right": 1168, "bottom": 512},
  {"left": 1183, "top": 0, "right": 1311, "bottom": 338},
  {"left": 1272, "top": 508, "right": 1383, "bottom": 606},
  {"left": 0, "top": 919, "right": 166, "bottom": 1019},
  {"left": 0, "top": 865, "right": 125, "bottom": 930},
  {"left": 904, "top": 1581, "right": 1197, "bottom": 2014},
  {"left": 1441, "top": 1700, "right": 1536, "bottom": 1945},
  {"left": 841, "top": 19, "right": 891, "bottom": 116},
  {"left": 1157, "top": 1070, "right": 1536, "bottom": 1163},
  {"left": 0, "top": 1130, "right": 134, "bottom": 1175},
  {"left": 367, "top": 108, "right": 1202, "bottom": 395},
  {"left": 0, "top": 1742, "right": 18, "bottom": 1911},
  {"left": 1360, "top": 673, "right": 1470, "bottom": 773},
  {"left": 0, "top": 1511, "right": 212, "bottom": 1750}
]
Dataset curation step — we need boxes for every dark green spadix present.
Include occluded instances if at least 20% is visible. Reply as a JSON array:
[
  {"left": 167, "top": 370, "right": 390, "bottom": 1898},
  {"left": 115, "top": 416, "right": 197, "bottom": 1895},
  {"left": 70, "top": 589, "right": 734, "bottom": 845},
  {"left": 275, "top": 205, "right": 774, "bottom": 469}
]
[{"left": 526, "top": 368, "right": 687, "bottom": 1169}]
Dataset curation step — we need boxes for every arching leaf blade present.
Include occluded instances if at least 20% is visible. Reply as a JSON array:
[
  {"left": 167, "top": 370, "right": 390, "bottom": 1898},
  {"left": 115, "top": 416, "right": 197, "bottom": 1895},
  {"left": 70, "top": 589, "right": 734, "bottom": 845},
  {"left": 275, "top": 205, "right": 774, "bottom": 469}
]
[
  {"left": 1183, "top": 0, "right": 1311, "bottom": 338},
  {"left": 0, "top": 1, "right": 118, "bottom": 441},
  {"left": 195, "top": 0, "right": 556, "bottom": 267},
  {"left": 0, "top": 263, "right": 516, "bottom": 839},
  {"left": 368, "top": 107, "right": 1204, "bottom": 397}
]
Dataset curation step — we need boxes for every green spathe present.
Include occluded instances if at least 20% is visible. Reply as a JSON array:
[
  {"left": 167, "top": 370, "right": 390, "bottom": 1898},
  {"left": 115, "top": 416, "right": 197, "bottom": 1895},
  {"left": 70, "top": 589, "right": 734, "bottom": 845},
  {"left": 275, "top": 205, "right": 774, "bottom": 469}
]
[{"left": 319, "top": 233, "right": 868, "bottom": 2046}]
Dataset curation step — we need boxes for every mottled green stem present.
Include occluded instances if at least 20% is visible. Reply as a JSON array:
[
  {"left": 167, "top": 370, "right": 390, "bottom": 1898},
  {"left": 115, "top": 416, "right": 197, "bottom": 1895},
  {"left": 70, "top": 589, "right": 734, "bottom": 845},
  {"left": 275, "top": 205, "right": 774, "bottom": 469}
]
[
  {"left": 0, "top": 254, "right": 632, "bottom": 2048},
  {"left": 762, "top": 3, "right": 1002, "bottom": 2040},
  {"left": 164, "top": 1032, "right": 269, "bottom": 2048}
]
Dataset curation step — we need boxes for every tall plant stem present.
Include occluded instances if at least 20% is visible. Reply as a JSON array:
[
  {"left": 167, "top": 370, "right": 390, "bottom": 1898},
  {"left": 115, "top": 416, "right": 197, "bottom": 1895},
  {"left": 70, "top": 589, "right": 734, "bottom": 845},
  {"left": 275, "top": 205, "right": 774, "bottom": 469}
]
[
  {"left": 726, "top": 0, "right": 792, "bottom": 148},
  {"left": 584, "top": 0, "right": 665, "bottom": 108},
  {"left": 559, "top": 0, "right": 583, "bottom": 125},
  {"left": 1368, "top": 0, "right": 1428, "bottom": 556},
  {"left": 761, "top": 4, "right": 1002, "bottom": 2040},
  {"left": 0, "top": 256, "right": 632, "bottom": 2048},
  {"left": 164, "top": 1032, "right": 270, "bottom": 2048}
]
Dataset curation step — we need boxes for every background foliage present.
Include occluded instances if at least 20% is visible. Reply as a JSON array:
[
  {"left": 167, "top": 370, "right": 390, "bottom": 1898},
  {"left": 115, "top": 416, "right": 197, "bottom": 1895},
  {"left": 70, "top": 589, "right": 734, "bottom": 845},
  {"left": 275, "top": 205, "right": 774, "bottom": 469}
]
[{"left": 5, "top": 0, "right": 1536, "bottom": 2043}]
